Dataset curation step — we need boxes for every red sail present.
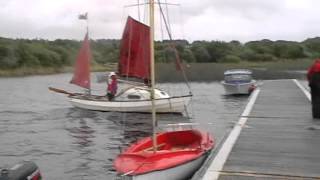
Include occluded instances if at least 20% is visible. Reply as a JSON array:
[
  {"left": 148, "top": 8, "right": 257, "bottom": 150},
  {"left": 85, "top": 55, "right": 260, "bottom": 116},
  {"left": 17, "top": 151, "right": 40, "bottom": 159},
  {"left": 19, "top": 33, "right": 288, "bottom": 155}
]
[
  {"left": 118, "top": 16, "right": 150, "bottom": 80},
  {"left": 70, "top": 33, "right": 91, "bottom": 89}
]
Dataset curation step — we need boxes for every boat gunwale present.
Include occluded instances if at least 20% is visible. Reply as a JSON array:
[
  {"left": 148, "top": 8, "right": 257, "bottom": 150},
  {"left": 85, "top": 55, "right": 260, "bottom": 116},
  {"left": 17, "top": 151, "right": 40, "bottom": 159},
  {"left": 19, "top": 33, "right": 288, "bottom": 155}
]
[
  {"left": 221, "top": 80, "right": 256, "bottom": 86},
  {"left": 116, "top": 149, "right": 212, "bottom": 176},
  {"left": 69, "top": 94, "right": 193, "bottom": 102},
  {"left": 114, "top": 129, "right": 214, "bottom": 175},
  {"left": 224, "top": 69, "right": 253, "bottom": 75}
]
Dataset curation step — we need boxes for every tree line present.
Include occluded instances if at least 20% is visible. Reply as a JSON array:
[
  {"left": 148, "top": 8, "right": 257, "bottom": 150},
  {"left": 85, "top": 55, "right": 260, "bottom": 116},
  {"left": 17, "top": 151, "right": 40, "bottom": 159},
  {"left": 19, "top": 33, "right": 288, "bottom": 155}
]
[{"left": 1, "top": 36, "right": 320, "bottom": 70}]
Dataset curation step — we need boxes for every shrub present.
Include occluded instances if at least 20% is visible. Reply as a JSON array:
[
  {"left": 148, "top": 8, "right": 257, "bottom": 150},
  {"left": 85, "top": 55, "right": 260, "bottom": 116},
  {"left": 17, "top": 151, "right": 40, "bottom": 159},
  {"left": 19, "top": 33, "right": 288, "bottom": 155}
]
[{"left": 219, "top": 55, "right": 242, "bottom": 63}]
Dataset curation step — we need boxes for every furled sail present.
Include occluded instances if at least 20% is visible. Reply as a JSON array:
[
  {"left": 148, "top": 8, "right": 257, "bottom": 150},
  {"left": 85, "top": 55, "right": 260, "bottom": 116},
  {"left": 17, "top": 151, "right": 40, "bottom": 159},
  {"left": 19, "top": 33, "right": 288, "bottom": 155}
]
[
  {"left": 118, "top": 16, "right": 150, "bottom": 80},
  {"left": 70, "top": 32, "right": 91, "bottom": 89}
]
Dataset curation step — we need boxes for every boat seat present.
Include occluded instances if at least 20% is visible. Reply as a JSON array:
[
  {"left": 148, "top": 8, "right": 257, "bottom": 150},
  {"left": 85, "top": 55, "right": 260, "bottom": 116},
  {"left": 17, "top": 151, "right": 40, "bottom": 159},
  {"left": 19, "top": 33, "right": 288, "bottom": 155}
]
[
  {"left": 142, "top": 143, "right": 166, "bottom": 152},
  {"left": 170, "top": 145, "right": 197, "bottom": 152}
]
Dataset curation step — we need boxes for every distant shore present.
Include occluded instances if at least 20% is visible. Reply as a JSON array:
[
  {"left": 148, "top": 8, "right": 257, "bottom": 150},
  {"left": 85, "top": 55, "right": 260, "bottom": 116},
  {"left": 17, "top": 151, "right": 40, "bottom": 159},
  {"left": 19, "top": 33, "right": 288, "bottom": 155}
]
[
  {"left": 157, "top": 59, "right": 312, "bottom": 81},
  {"left": 0, "top": 60, "right": 312, "bottom": 81},
  {"left": 0, "top": 63, "right": 117, "bottom": 77}
]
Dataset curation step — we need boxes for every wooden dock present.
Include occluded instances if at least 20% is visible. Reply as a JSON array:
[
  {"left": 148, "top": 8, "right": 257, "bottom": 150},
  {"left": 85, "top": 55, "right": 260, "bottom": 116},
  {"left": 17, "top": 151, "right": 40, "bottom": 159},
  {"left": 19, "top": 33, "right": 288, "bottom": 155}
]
[{"left": 199, "top": 79, "right": 320, "bottom": 180}]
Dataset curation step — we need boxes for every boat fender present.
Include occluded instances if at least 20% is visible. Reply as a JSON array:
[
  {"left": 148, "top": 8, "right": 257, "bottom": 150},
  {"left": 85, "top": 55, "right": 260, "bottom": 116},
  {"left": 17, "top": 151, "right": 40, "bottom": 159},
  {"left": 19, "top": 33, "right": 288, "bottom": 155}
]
[{"left": 248, "top": 84, "right": 256, "bottom": 93}]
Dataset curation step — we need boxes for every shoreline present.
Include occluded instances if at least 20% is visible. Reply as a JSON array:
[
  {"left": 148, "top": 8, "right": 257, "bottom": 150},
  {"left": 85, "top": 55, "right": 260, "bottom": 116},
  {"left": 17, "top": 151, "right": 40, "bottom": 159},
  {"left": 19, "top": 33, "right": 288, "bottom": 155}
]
[
  {"left": 0, "top": 63, "right": 117, "bottom": 77},
  {"left": 0, "top": 60, "right": 312, "bottom": 80}
]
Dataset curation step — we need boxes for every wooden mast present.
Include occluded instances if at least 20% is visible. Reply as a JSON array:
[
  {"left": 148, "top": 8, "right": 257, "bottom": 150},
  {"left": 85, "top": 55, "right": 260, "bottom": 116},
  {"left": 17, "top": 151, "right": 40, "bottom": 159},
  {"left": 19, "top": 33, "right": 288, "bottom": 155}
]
[
  {"left": 149, "top": 0, "right": 157, "bottom": 153},
  {"left": 86, "top": 13, "right": 91, "bottom": 95}
]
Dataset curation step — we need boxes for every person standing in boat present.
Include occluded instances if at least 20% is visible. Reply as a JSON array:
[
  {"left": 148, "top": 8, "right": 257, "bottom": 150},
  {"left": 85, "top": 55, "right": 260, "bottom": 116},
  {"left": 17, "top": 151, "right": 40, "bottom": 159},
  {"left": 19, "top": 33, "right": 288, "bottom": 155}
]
[
  {"left": 107, "top": 72, "right": 118, "bottom": 101},
  {"left": 307, "top": 59, "right": 320, "bottom": 118}
]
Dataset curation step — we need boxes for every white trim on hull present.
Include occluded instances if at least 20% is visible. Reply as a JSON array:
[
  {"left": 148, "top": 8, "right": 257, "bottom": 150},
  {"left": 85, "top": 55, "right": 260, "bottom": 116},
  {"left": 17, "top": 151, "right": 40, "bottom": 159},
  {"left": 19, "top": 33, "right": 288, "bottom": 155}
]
[
  {"left": 221, "top": 80, "right": 256, "bottom": 95},
  {"left": 119, "top": 152, "right": 209, "bottom": 180},
  {"left": 69, "top": 95, "right": 191, "bottom": 113}
]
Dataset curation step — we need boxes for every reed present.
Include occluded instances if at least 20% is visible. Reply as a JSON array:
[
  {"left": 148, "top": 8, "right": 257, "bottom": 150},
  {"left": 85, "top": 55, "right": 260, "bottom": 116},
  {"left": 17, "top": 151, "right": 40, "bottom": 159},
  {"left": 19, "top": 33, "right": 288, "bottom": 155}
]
[
  {"left": 156, "top": 59, "right": 313, "bottom": 82},
  {"left": 0, "top": 60, "right": 312, "bottom": 81},
  {"left": 0, "top": 63, "right": 117, "bottom": 77}
]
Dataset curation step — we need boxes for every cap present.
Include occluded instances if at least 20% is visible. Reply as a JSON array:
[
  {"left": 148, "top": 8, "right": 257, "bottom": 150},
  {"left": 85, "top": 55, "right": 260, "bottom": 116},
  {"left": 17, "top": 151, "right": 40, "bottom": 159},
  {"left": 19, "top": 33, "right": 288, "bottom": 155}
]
[{"left": 109, "top": 72, "right": 116, "bottom": 77}]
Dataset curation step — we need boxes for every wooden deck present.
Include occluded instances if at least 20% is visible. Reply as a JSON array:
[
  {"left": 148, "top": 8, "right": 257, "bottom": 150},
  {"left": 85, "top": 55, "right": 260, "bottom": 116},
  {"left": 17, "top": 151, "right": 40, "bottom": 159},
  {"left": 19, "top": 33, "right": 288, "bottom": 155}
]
[{"left": 199, "top": 79, "right": 320, "bottom": 180}]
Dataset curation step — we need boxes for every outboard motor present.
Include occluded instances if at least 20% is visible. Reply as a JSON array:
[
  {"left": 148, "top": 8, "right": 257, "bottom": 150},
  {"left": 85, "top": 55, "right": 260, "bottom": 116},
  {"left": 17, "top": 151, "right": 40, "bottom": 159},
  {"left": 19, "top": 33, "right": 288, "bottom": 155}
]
[{"left": 0, "top": 161, "right": 41, "bottom": 180}]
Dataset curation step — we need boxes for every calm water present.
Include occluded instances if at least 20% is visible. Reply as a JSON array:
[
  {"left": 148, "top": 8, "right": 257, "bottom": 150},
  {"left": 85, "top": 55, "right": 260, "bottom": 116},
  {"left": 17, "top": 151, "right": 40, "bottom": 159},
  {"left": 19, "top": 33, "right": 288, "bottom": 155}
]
[{"left": 0, "top": 73, "right": 249, "bottom": 180}]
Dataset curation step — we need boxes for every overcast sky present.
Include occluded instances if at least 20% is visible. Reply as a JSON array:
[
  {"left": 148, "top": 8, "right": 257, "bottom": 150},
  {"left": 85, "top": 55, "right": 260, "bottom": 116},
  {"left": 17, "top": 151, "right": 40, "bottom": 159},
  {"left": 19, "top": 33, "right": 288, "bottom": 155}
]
[{"left": 0, "top": 0, "right": 319, "bottom": 42}]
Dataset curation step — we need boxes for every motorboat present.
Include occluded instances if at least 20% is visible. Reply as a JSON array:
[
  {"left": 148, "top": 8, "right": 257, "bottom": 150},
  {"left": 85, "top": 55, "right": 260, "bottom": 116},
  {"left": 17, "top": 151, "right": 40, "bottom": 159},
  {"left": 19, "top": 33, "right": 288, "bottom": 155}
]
[
  {"left": 0, "top": 161, "right": 41, "bottom": 180},
  {"left": 221, "top": 69, "right": 256, "bottom": 95}
]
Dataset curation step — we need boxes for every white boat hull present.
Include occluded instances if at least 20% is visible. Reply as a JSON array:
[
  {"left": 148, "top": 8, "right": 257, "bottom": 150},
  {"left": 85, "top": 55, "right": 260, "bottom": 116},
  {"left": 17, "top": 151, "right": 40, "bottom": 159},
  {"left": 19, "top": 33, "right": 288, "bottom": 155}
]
[
  {"left": 69, "top": 95, "right": 191, "bottom": 113},
  {"left": 221, "top": 80, "right": 256, "bottom": 95},
  {"left": 119, "top": 152, "right": 209, "bottom": 180}
]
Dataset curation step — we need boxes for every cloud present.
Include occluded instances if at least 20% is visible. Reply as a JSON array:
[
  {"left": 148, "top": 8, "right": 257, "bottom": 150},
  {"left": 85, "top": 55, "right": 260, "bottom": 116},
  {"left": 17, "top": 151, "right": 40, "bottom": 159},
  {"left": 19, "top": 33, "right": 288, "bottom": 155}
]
[{"left": 0, "top": 0, "right": 319, "bottom": 42}]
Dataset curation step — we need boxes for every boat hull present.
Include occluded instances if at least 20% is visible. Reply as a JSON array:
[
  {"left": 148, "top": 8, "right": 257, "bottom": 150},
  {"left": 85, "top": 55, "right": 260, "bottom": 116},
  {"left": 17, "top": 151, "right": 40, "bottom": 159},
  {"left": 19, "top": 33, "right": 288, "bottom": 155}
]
[
  {"left": 119, "top": 152, "right": 209, "bottom": 180},
  {"left": 114, "top": 130, "right": 214, "bottom": 180},
  {"left": 69, "top": 95, "right": 191, "bottom": 113},
  {"left": 221, "top": 80, "right": 256, "bottom": 95},
  {"left": 0, "top": 161, "right": 42, "bottom": 180}
]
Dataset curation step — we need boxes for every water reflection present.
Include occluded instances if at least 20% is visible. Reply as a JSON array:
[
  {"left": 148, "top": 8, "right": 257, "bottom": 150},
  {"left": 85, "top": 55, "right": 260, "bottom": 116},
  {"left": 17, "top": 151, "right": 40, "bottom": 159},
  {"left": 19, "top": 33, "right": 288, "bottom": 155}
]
[
  {"left": 105, "top": 112, "right": 191, "bottom": 146},
  {"left": 68, "top": 119, "right": 95, "bottom": 147},
  {"left": 65, "top": 108, "right": 97, "bottom": 148},
  {"left": 221, "top": 94, "right": 249, "bottom": 110},
  {"left": 64, "top": 108, "right": 99, "bottom": 179}
]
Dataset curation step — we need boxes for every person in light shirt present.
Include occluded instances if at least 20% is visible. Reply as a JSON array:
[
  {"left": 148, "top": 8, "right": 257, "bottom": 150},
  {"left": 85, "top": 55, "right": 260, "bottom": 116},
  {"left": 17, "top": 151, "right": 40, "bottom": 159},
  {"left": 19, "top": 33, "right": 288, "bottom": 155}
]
[{"left": 107, "top": 72, "right": 118, "bottom": 101}]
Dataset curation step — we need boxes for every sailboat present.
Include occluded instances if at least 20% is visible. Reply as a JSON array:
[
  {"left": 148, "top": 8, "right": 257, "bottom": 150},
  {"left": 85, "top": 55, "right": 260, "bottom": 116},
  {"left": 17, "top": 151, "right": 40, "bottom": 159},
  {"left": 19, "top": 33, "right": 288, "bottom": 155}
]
[
  {"left": 114, "top": 1, "right": 214, "bottom": 179},
  {"left": 49, "top": 14, "right": 191, "bottom": 113}
]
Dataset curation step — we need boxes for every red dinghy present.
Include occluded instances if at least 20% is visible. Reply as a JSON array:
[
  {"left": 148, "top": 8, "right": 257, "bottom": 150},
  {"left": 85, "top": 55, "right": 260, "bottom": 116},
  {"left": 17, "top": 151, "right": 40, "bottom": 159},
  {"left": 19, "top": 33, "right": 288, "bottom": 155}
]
[{"left": 114, "top": 129, "right": 214, "bottom": 179}]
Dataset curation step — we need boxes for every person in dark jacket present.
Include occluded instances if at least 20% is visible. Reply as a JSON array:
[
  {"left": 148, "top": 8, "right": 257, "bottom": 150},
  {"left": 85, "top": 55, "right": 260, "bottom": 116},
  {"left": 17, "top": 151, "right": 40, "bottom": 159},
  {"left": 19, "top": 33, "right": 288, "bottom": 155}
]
[{"left": 307, "top": 59, "right": 320, "bottom": 118}]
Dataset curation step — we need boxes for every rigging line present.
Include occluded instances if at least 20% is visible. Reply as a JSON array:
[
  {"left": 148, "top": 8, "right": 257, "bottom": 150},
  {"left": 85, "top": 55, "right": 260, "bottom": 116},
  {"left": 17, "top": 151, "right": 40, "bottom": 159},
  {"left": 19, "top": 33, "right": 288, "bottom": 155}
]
[
  {"left": 156, "top": 1, "right": 192, "bottom": 94},
  {"left": 159, "top": 1, "right": 165, "bottom": 42},
  {"left": 125, "top": 19, "right": 133, "bottom": 82},
  {"left": 137, "top": 0, "right": 141, "bottom": 21},
  {"left": 124, "top": 2, "right": 179, "bottom": 8},
  {"left": 178, "top": 5, "right": 185, "bottom": 40},
  {"left": 156, "top": 0, "right": 173, "bottom": 40},
  {"left": 164, "top": 0, "right": 172, "bottom": 36},
  {"left": 157, "top": 2, "right": 172, "bottom": 98},
  {"left": 144, "top": 0, "right": 148, "bottom": 24}
]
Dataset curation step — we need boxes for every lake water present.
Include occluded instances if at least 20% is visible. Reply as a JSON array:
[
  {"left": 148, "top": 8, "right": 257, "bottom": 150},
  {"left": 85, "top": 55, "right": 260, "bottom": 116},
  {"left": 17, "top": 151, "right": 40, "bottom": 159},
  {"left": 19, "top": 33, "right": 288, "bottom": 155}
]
[{"left": 0, "top": 73, "right": 250, "bottom": 179}]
